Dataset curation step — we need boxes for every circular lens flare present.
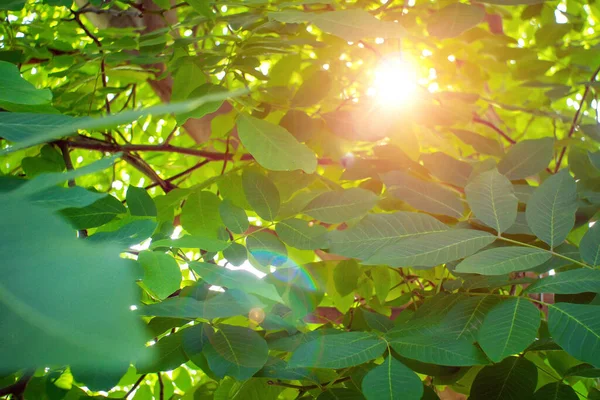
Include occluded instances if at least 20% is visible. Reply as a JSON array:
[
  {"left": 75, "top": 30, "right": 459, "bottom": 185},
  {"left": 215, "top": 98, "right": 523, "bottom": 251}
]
[{"left": 372, "top": 57, "right": 419, "bottom": 108}]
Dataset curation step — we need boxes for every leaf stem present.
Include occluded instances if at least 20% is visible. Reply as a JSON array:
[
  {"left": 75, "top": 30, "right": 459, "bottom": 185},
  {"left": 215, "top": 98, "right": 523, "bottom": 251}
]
[{"left": 497, "top": 236, "right": 592, "bottom": 270}]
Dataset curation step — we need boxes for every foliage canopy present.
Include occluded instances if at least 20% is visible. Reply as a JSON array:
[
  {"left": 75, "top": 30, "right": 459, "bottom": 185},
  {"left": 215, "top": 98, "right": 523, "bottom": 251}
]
[{"left": 1, "top": 0, "right": 600, "bottom": 399}]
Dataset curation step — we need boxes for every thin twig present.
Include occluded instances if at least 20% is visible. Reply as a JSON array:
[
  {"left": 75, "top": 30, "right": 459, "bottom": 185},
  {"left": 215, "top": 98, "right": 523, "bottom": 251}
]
[
  {"left": 267, "top": 376, "right": 351, "bottom": 390},
  {"left": 124, "top": 374, "right": 147, "bottom": 399},
  {"left": 71, "top": 11, "right": 111, "bottom": 113},
  {"left": 57, "top": 142, "right": 76, "bottom": 187},
  {"left": 554, "top": 63, "right": 600, "bottom": 172},
  {"left": 157, "top": 373, "right": 164, "bottom": 400},
  {"left": 145, "top": 160, "right": 210, "bottom": 190},
  {"left": 472, "top": 116, "right": 516, "bottom": 144}
]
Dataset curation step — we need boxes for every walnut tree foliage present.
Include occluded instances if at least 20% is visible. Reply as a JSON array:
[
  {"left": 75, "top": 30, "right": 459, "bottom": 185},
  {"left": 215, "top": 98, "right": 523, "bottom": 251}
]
[{"left": 1, "top": 0, "right": 600, "bottom": 399}]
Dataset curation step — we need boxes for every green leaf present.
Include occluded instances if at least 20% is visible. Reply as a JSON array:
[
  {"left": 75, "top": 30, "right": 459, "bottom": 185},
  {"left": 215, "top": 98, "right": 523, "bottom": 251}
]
[
  {"left": 465, "top": 169, "right": 518, "bottom": 234},
  {"left": 60, "top": 194, "right": 127, "bottom": 230},
  {"left": 138, "top": 251, "right": 182, "bottom": 300},
  {"left": 279, "top": 110, "right": 318, "bottom": 142},
  {"left": 365, "top": 230, "right": 496, "bottom": 268},
  {"left": 189, "top": 262, "right": 282, "bottom": 302},
  {"left": 303, "top": 188, "right": 379, "bottom": 224},
  {"left": 126, "top": 186, "right": 157, "bottom": 217},
  {"left": 292, "top": 70, "right": 332, "bottom": 107},
  {"left": 317, "top": 389, "right": 366, "bottom": 400},
  {"left": 328, "top": 212, "right": 448, "bottom": 260},
  {"left": 455, "top": 247, "right": 551, "bottom": 275},
  {"left": 2, "top": 89, "right": 246, "bottom": 154},
  {"left": 27, "top": 186, "right": 106, "bottom": 210},
  {"left": 151, "top": 235, "right": 229, "bottom": 252},
  {"left": 141, "top": 290, "right": 264, "bottom": 320},
  {"left": 469, "top": 357, "right": 538, "bottom": 400},
  {"left": 222, "top": 242, "right": 248, "bottom": 267},
  {"left": 451, "top": 129, "right": 504, "bottom": 157},
  {"left": 176, "top": 84, "right": 226, "bottom": 125},
  {"left": 479, "top": 0, "right": 545, "bottom": 4},
  {"left": 497, "top": 138, "right": 554, "bottom": 180},
  {"left": 181, "top": 190, "right": 222, "bottom": 238},
  {"left": 219, "top": 199, "right": 249, "bottom": 234},
  {"left": 246, "top": 231, "right": 288, "bottom": 267},
  {"left": 477, "top": 298, "right": 541, "bottom": 362},
  {"left": 242, "top": 170, "right": 280, "bottom": 221},
  {"left": 579, "top": 222, "right": 600, "bottom": 266},
  {"left": 0, "top": 198, "right": 146, "bottom": 373},
  {"left": 204, "top": 324, "right": 269, "bottom": 380},
  {"left": 275, "top": 218, "right": 327, "bottom": 250},
  {"left": 387, "top": 330, "right": 488, "bottom": 366},
  {"left": 270, "top": 9, "right": 406, "bottom": 42},
  {"left": 589, "top": 151, "right": 600, "bottom": 171},
  {"left": 421, "top": 152, "right": 473, "bottom": 187},
  {"left": 525, "top": 269, "right": 600, "bottom": 294},
  {"left": 333, "top": 259, "right": 361, "bottom": 297},
  {"left": 383, "top": 171, "right": 464, "bottom": 219},
  {"left": 0, "top": 61, "right": 52, "bottom": 105},
  {"left": 136, "top": 331, "right": 188, "bottom": 373},
  {"left": 526, "top": 169, "right": 577, "bottom": 249},
  {"left": 427, "top": 3, "right": 485, "bottom": 39},
  {"left": 16, "top": 154, "right": 121, "bottom": 196},
  {"left": 237, "top": 114, "right": 317, "bottom": 173},
  {"left": 288, "top": 331, "right": 386, "bottom": 368},
  {"left": 361, "top": 356, "right": 423, "bottom": 400},
  {"left": 548, "top": 303, "right": 600, "bottom": 367},
  {"left": 437, "top": 295, "right": 501, "bottom": 340},
  {"left": 87, "top": 219, "right": 156, "bottom": 248},
  {"left": 533, "top": 383, "right": 578, "bottom": 400}
]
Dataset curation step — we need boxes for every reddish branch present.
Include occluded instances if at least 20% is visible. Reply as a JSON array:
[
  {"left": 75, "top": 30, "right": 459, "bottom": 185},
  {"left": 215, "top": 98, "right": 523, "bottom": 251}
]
[
  {"left": 554, "top": 63, "right": 600, "bottom": 173},
  {"left": 472, "top": 116, "right": 515, "bottom": 144}
]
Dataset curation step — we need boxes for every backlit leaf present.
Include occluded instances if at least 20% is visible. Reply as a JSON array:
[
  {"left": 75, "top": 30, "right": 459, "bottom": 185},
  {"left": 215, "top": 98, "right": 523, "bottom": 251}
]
[
  {"left": 498, "top": 138, "right": 554, "bottom": 180},
  {"left": 365, "top": 229, "right": 496, "bottom": 268},
  {"left": 181, "top": 190, "right": 222, "bottom": 238},
  {"left": 138, "top": 251, "right": 182, "bottom": 300},
  {"left": 275, "top": 218, "right": 327, "bottom": 250},
  {"left": 237, "top": 114, "right": 317, "bottom": 173},
  {"left": 126, "top": 186, "right": 157, "bottom": 217},
  {"left": 427, "top": 3, "right": 485, "bottom": 39},
  {"left": 219, "top": 199, "right": 249, "bottom": 234},
  {"left": 526, "top": 169, "right": 577, "bottom": 249},
  {"left": 0, "top": 60, "right": 52, "bottom": 105},
  {"left": 455, "top": 247, "right": 551, "bottom": 275},
  {"left": 465, "top": 169, "right": 518, "bottom": 234},
  {"left": 242, "top": 170, "right": 280, "bottom": 221},
  {"left": 328, "top": 212, "right": 448, "bottom": 260},
  {"left": 303, "top": 188, "right": 379, "bottom": 224},
  {"left": 383, "top": 171, "right": 464, "bottom": 219}
]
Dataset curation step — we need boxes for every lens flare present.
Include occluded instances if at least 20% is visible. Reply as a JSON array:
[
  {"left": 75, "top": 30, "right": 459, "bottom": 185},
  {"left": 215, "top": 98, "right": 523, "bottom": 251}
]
[{"left": 372, "top": 57, "right": 419, "bottom": 108}]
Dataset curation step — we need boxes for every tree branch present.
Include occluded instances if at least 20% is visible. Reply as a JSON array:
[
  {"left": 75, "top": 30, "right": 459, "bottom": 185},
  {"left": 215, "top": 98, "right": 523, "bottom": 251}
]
[
  {"left": 125, "top": 374, "right": 147, "bottom": 399},
  {"left": 554, "top": 63, "right": 600, "bottom": 173},
  {"left": 472, "top": 116, "right": 516, "bottom": 144},
  {"left": 0, "top": 371, "right": 33, "bottom": 398},
  {"left": 267, "top": 376, "right": 351, "bottom": 391}
]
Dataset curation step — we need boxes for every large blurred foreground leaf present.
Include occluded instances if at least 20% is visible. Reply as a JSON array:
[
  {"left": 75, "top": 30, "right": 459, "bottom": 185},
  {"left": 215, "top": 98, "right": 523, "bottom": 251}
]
[{"left": 0, "top": 197, "right": 147, "bottom": 373}]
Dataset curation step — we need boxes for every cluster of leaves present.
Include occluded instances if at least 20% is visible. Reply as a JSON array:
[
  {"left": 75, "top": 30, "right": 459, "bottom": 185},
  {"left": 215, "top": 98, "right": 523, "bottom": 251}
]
[{"left": 1, "top": 0, "right": 600, "bottom": 399}]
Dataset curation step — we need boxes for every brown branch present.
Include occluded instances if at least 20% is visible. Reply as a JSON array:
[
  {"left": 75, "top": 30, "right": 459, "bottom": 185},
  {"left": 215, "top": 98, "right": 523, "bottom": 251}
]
[
  {"left": 145, "top": 161, "right": 210, "bottom": 190},
  {"left": 267, "top": 376, "right": 351, "bottom": 391},
  {"left": 57, "top": 142, "right": 76, "bottom": 187},
  {"left": 122, "top": 153, "right": 175, "bottom": 193},
  {"left": 61, "top": 136, "right": 335, "bottom": 165},
  {"left": 124, "top": 374, "right": 147, "bottom": 399},
  {"left": 71, "top": 11, "right": 111, "bottom": 113},
  {"left": 0, "top": 371, "right": 33, "bottom": 398},
  {"left": 157, "top": 373, "right": 164, "bottom": 400},
  {"left": 472, "top": 116, "right": 516, "bottom": 144},
  {"left": 554, "top": 63, "right": 600, "bottom": 173}
]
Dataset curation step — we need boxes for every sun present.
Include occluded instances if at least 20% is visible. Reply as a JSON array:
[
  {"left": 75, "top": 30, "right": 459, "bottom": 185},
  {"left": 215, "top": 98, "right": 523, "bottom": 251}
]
[{"left": 371, "top": 56, "right": 419, "bottom": 109}]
